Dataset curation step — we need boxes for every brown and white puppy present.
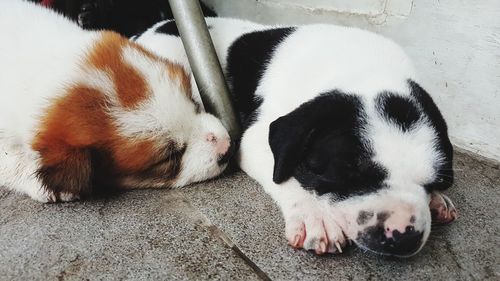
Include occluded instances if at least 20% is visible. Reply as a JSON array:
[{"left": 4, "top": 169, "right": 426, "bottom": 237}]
[{"left": 0, "top": 0, "right": 231, "bottom": 202}]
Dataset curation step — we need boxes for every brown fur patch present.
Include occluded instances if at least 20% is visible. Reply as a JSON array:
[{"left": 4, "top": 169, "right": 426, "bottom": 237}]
[
  {"left": 168, "top": 63, "right": 192, "bottom": 98},
  {"left": 87, "top": 31, "right": 150, "bottom": 109},
  {"left": 33, "top": 86, "right": 109, "bottom": 196},
  {"left": 87, "top": 31, "right": 196, "bottom": 111},
  {"left": 33, "top": 86, "right": 110, "bottom": 164}
]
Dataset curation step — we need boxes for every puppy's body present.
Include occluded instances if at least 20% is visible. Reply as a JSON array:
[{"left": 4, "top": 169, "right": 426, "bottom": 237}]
[
  {"left": 143, "top": 18, "right": 456, "bottom": 257},
  {"left": 0, "top": 1, "right": 231, "bottom": 202}
]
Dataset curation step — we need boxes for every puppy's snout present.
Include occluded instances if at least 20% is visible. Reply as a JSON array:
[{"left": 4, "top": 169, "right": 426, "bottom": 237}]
[
  {"left": 205, "top": 133, "right": 233, "bottom": 165},
  {"left": 206, "top": 133, "right": 230, "bottom": 154},
  {"left": 355, "top": 209, "right": 426, "bottom": 257},
  {"left": 218, "top": 139, "right": 235, "bottom": 165}
]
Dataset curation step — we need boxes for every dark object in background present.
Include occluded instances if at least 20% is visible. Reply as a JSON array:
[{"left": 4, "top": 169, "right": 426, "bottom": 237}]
[{"left": 30, "top": 0, "right": 216, "bottom": 37}]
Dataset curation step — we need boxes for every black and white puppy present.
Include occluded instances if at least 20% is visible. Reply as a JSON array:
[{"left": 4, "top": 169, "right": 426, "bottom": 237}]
[{"left": 135, "top": 18, "right": 458, "bottom": 257}]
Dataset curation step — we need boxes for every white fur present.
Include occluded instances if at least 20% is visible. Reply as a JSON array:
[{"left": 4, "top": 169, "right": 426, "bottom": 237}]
[
  {"left": 138, "top": 17, "right": 447, "bottom": 256},
  {"left": 0, "top": 1, "right": 230, "bottom": 202}
]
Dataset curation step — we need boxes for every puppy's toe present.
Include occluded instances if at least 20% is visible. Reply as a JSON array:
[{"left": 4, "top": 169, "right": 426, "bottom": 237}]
[
  {"left": 323, "top": 219, "right": 347, "bottom": 253},
  {"left": 34, "top": 189, "right": 80, "bottom": 203},
  {"left": 302, "top": 215, "right": 329, "bottom": 254},
  {"left": 58, "top": 192, "right": 80, "bottom": 202},
  {"left": 430, "top": 192, "right": 458, "bottom": 225},
  {"left": 284, "top": 205, "right": 347, "bottom": 255},
  {"left": 285, "top": 218, "right": 306, "bottom": 248}
]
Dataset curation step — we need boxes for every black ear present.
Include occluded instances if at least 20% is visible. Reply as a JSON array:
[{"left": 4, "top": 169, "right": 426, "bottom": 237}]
[
  {"left": 269, "top": 115, "right": 313, "bottom": 183},
  {"left": 268, "top": 92, "right": 363, "bottom": 184}
]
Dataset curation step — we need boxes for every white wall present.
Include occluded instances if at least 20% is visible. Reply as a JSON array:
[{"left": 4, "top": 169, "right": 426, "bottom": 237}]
[{"left": 204, "top": 0, "right": 500, "bottom": 161}]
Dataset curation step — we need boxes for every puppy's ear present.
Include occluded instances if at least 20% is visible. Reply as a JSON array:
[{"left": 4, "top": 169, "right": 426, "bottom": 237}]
[
  {"left": 269, "top": 114, "right": 314, "bottom": 184},
  {"left": 32, "top": 85, "right": 112, "bottom": 200},
  {"left": 268, "top": 93, "right": 362, "bottom": 184}
]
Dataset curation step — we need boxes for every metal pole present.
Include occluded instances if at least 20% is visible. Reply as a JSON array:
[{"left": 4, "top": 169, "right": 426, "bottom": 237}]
[{"left": 167, "top": 0, "right": 240, "bottom": 139}]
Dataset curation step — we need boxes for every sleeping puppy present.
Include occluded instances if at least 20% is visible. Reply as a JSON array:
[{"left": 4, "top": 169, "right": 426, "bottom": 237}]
[
  {"left": 135, "top": 18, "right": 458, "bottom": 257},
  {"left": 0, "top": 1, "right": 231, "bottom": 203}
]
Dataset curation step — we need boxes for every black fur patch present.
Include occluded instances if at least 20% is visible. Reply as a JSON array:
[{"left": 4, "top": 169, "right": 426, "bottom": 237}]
[
  {"left": 226, "top": 27, "right": 296, "bottom": 129},
  {"left": 68, "top": 0, "right": 218, "bottom": 38},
  {"left": 410, "top": 215, "right": 416, "bottom": 224},
  {"left": 376, "top": 211, "right": 391, "bottom": 223},
  {"left": 269, "top": 91, "right": 387, "bottom": 196},
  {"left": 376, "top": 92, "right": 421, "bottom": 132},
  {"left": 408, "top": 80, "right": 454, "bottom": 192},
  {"left": 357, "top": 210, "right": 374, "bottom": 225},
  {"left": 155, "top": 20, "right": 179, "bottom": 37}
]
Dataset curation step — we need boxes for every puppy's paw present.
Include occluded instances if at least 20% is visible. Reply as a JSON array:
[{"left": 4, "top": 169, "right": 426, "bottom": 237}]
[
  {"left": 56, "top": 192, "right": 81, "bottom": 203},
  {"left": 30, "top": 188, "right": 80, "bottom": 203},
  {"left": 430, "top": 192, "right": 458, "bottom": 225},
  {"left": 284, "top": 202, "right": 347, "bottom": 255}
]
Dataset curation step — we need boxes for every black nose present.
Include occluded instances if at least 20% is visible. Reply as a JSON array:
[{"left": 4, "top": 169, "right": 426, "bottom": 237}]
[
  {"left": 381, "top": 226, "right": 423, "bottom": 256},
  {"left": 218, "top": 141, "right": 236, "bottom": 165}
]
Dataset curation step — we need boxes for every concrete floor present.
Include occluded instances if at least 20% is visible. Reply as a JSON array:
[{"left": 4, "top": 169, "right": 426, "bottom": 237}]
[{"left": 0, "top": 150, "right": 498, "bottom": 281}]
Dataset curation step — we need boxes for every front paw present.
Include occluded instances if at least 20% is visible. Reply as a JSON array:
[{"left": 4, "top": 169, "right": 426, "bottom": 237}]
[
  {"left": 31, "top": 188, "right": 80, "bottom": 203},
  {"left": 429, "top": 192, "right": 458, "bottom": 225},
  {"left": 284, "top": 202, "right": 347, "bottom": 255}
]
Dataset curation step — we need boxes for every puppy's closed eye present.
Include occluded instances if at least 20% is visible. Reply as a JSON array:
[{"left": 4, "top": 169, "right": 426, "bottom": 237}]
[{"left": 305, "top": 155, "right": 327, "bottom": 175}]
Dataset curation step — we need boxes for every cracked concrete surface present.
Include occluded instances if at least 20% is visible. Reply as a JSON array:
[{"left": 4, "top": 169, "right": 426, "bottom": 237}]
[{"left": 0, "top": 150, "right": 498, "bottom": 280}]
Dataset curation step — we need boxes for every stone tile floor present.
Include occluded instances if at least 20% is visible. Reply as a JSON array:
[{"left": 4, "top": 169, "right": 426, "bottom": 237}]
[{"left": 0, "top": 150, "right": 498, "bottom": 280}]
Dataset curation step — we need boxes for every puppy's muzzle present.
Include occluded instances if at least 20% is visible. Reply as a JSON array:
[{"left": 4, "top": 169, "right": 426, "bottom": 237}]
[
  {"left": 218, "top": 140, "right": 236, "bottom": 165},
  {"left": 357, "top": 221, "right": 424, "bottom": 257}
]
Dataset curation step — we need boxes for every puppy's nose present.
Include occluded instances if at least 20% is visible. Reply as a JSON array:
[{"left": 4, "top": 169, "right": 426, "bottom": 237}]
[
  {"left": 205, "top": 133, "right": 230, "bottom": 155},
  {"left": 206, "top": 133, "right": 233, "bottom": 165},
  {"left": 218, "top": 137, "right": 231, "bottom": 156},
  {"left": 218, "top": 140, "right": 235, "bottom": 165},
  {"left": 382, "top": 225, "right": 423, "bottom": 256}
]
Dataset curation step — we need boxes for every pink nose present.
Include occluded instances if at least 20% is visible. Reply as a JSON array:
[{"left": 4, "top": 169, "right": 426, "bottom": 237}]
[{"left": 206, "top": 133, "right": 230, "bottom": 155}]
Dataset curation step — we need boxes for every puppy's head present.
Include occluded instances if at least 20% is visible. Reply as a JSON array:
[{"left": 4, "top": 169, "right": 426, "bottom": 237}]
[
  {"left": 269, "top": 82, "right": 453, "bottom": 257},
  {"left": 33, "top": 31, "right": 231, "bottom": 199}
]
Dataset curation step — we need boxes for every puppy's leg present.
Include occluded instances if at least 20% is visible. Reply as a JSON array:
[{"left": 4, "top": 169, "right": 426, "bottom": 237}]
[
  {"left": 429, "top": 191, "right": 458, "bottom": 224},
  {"left": 0, "top": 132, "right": 82, "bottom": 203},
  {"left": 279, "top": 188, "right": 347, "bottom": 254},
  {"left": 239, "top": 122, "right": 347, "bottom": 254},
  {"left": 0, "top": 136, "right": 54, "bottom": 202}
]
